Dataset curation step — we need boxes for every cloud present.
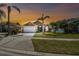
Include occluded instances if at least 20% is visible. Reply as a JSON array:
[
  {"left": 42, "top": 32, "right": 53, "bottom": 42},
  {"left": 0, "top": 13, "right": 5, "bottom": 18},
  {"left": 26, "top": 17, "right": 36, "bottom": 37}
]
[
  {"left": 1, "top": 3, "right": 79, "bottom": 25},
  {"left": 50, "top": 3, "right": 79, "bottom": 16}
]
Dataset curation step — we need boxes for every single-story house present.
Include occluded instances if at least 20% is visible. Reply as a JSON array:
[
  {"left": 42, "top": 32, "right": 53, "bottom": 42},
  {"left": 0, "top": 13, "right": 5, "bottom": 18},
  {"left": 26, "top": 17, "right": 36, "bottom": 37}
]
[
  {"left": 23, "top": 22, "right": 37, "bottom": 33},
  {"left": 22, "top": 20, "right": 50, "bottom": 33}
]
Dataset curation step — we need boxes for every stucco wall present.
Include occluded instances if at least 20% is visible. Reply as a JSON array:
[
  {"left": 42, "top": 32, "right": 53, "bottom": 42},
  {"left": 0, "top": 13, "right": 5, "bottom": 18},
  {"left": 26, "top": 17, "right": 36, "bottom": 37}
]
[{"left": 23, "top": 26, "right": 37, "bottom": 33}]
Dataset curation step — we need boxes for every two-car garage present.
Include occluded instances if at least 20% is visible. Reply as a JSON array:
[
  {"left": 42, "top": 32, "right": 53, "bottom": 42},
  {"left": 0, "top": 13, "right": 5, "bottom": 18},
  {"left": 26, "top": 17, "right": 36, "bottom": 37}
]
[{"left": 23, "top": 26, "right": 37, "bottom": 33}]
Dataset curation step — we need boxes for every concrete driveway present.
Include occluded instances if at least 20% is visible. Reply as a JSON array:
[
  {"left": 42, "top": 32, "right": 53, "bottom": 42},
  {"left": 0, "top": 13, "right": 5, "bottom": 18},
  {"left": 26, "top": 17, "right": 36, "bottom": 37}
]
[
  {"left": 0, "top": 33, "right": 35, "bottom": 51},
  {"left": 17, "top": 33, "right": 35, "bottom": 37}
]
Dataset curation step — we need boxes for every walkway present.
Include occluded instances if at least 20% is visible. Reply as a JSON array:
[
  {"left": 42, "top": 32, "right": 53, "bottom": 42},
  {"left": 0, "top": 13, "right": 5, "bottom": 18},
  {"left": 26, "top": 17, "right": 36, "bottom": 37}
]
[{"left": 33, "top": 37, "right": 79, "bottom": 41}]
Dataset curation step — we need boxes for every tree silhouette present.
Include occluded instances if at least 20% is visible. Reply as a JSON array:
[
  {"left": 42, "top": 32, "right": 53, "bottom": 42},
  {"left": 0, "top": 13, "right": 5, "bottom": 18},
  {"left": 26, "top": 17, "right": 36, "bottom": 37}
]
[
  {"left": 7, "top": 5, "right": 20, "bottom": 35},
  {"left": 37, "top": 13, "right": 50, "bottom": 33},
  {"left": 0, "top": 4, "right": 6, "bottom": 32},
  {"left": 0, "top": 4, "right": 21, "bottom": 35}
]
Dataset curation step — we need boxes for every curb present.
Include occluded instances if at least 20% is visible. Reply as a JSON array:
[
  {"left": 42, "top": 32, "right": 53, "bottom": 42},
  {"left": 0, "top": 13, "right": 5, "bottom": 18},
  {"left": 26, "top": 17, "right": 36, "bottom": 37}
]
[{"left": 0, "top": 46, "right": 67, "bottom": 56}]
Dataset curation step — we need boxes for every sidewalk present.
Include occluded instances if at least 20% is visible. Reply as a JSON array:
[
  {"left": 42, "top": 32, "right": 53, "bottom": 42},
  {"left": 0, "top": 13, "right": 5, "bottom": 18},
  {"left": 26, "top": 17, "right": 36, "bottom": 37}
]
[{"left": 33, "top": 37, "right": 79, "bottom": 41}]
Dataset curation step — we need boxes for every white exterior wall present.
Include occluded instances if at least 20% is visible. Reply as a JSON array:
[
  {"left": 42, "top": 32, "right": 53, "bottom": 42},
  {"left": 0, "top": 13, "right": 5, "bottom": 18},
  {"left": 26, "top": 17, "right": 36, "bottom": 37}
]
[{"left": 23, "top": 26, "right": 37, "bottom": 33}]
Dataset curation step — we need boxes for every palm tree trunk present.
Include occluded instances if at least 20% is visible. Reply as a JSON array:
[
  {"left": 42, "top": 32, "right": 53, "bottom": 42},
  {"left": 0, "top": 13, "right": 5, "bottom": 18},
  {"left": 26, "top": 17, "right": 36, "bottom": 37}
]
[
  {"left": 7, "top": 6, "right": 10, "bottom": 35},
  {"left": 1, "top": 19, "right": 3, "bottom": 32}
]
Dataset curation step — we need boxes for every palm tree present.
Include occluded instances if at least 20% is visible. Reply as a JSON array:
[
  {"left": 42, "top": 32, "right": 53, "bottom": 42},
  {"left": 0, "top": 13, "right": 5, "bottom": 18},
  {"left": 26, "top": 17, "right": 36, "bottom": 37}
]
[
  {"left": 16, "top": 22, "right": 20, "bottom": 25},
  {"left": 0, "top": 7, "right": 6, "bottom": 32},
  {"left": 7, "top": 6, "right": 20, "bottom": 35},
  {"left": 0, "top": 4, "right": 20, "bottom": 35},
  {"left": 37, "top": 13, "right": 50, "bottom": 33}
]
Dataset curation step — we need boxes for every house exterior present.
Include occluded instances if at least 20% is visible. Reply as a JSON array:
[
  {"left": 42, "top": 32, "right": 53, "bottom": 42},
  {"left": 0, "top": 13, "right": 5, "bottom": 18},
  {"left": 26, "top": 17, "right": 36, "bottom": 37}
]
[
  {"left": 22, "top": 20, "right": 50, "bottom": 33},
  {"left": 23, "top": 22, "right": 37, "bottom": 33},
  {"left": 33, "top": 20, "right": 43, "bottom": 32}
]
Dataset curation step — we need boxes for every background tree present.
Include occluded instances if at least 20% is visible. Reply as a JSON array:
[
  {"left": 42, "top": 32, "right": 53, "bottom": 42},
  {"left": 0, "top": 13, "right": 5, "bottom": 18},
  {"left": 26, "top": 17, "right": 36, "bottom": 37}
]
[{"left": 0, "top": 4, "right": 6, "bottom": 32}]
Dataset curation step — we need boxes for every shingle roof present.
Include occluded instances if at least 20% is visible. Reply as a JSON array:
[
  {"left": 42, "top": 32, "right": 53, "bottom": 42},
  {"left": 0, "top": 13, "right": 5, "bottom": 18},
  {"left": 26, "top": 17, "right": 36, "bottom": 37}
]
[
  {"left": 33, "top": 20, "right": 42, "bottom": 25},
  {"left": 24, "top": 22, "right": 35, "bottom": 26}
]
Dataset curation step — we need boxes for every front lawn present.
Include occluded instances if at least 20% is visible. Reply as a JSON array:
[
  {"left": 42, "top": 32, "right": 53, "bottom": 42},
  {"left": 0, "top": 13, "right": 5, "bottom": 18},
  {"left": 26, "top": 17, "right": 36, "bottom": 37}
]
[
  {"left": 34, "top": 32, "right": 79, "bottom": 39},
  {"left": 32, "top": 39, "right": 79, "bottom": 55}
]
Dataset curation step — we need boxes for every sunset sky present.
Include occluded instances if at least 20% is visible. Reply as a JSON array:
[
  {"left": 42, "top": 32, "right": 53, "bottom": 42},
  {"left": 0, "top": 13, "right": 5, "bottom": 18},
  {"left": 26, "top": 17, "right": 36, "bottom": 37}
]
[{"left": 1, "top": 3, "right": 79, "bottom": 25}]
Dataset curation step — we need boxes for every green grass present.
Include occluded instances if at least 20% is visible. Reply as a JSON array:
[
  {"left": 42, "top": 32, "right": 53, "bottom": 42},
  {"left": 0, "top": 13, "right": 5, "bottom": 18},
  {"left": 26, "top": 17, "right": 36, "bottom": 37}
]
[
  {"left": 34, "top": 32, "right": 79, "bottom": 39},
  {"left": 32, "top": 39, "right": 79, "bottom": 55}
]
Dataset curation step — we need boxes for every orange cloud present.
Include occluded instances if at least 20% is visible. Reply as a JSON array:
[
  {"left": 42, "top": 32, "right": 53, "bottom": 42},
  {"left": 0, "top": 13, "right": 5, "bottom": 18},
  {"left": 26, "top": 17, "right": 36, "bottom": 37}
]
[{"left": 1, "top": 3, "right": 79, "bottom": 25}]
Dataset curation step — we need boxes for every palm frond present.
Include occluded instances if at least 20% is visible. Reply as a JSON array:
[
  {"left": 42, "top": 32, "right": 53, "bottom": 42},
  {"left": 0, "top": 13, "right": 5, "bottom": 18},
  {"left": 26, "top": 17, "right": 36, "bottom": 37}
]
[
  {"left": 8, "top": 6, "right": 11, "bottom": 13},
  {"left": 44, "top": 16, "right": 50, "bottom": 19},
  {"left": 0, "top": 4, "right": 7, "bottom": 7},
  {"left": 12, "top": 6, "right": 20, "bottom": 13},
  {"left": 0, "top": 9, "right": 6, "bottom": 18},
  {"left": 37, "top": 18, "right": 41, "bottom": 20}
]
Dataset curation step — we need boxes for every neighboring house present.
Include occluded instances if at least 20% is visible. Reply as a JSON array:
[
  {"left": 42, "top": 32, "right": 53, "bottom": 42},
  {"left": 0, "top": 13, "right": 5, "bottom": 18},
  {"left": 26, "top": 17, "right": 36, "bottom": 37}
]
[
  {"left": 0, "top": 22, "right": 21, "bottom": 33},
  {"left": 0, "top": 22, "right": 6, "bottom": 32}
]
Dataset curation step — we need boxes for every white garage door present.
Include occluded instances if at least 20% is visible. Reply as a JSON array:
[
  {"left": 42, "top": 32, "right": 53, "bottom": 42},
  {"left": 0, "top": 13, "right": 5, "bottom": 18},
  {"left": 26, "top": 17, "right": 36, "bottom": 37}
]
[{"left": 23, "top": 26, "right": 37, "bottom": 33}]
